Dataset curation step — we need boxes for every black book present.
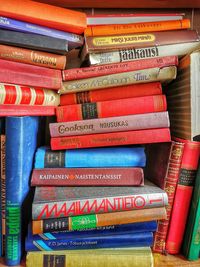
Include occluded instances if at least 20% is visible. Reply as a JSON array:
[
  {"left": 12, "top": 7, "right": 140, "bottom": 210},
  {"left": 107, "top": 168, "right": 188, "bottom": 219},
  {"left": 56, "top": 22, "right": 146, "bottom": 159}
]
[{"left": 0, "top": 28, "right": 68, "bottom": 54}]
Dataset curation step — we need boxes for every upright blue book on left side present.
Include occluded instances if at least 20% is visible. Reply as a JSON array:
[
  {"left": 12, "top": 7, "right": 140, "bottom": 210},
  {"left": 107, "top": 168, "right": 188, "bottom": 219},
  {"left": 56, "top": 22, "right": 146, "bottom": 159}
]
[{"left": 5, "top": 116, "right": 39, "bottom": 266}]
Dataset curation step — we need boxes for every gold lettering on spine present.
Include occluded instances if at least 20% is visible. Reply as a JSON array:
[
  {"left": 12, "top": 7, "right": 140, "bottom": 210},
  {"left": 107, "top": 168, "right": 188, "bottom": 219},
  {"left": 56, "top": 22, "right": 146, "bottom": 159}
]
[{"left": 31, "top": 51, "right": 57, "bottom": 67}]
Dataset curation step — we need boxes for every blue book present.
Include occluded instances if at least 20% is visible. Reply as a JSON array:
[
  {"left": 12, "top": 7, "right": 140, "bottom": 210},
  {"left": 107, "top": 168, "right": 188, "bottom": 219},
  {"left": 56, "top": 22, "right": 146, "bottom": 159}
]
[
  {"left": 29, "top": 221, "right": 157, "bottom": 240},
  {"left": 34, "top": 146, "right": 146, "bottom": 168},
  {"left": 0, "top": 16, "right": 83, "bottom": 49},
  {"left": 5, "top": 116, "right": 39, "bottom": 266},
  {"left": 25, "top": 232, "right": 153, "bottom": 251}
]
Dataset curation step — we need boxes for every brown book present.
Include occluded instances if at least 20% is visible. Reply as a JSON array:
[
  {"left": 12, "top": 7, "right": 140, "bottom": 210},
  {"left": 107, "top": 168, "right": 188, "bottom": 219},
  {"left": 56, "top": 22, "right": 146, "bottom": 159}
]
[{"left": 164, "top": 50, "right": 200, "bottom": 141}]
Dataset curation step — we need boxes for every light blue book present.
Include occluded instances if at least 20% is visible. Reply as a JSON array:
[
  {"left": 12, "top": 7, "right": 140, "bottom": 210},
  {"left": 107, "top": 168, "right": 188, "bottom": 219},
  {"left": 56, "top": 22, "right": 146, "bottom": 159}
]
[
  {"left": 5, "top": 116, "right": 39, "bottom": 266},
  {"left": 34, "top": 146, "right": 146, "bottom": 168},
  {"left": 0, "top": 16, "right": 83, "bottom": 49}
]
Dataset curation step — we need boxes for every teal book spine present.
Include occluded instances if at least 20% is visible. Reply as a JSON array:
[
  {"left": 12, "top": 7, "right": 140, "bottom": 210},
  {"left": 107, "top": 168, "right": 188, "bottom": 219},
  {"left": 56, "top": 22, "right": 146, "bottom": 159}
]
[
  {"left": 182, "top": 162, "right": 200, "bottom": 260},
  {"left": 34, "top": 146, "right": 146, "bottom": 168},
  {"left": 5, "top": 116, "right": 39, "bottom": 266}
]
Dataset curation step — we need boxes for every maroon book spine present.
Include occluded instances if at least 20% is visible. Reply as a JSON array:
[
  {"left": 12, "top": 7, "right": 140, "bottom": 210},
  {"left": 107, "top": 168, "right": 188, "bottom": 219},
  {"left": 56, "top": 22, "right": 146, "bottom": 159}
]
[
  {"left": 31, "top": 168, "right": 144, "bottom": 186},
  {"left": 0, "top": 58, "right": 62, "bottom": 90}
]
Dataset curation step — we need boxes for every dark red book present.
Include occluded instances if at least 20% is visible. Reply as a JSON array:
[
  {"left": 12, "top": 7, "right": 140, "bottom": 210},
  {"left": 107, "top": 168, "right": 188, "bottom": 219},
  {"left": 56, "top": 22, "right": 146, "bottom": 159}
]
[
  {"left": 51, "top": 128, "right": 171, "bottom": 150},
  {"left": 145, "top": 141, "right": 185, "bottom": 253},
  {"left": 31, "top": 167, "right": 144, "bottom": 186},
  {"left": 0, "top": 59, "right": 62, "bottom": 90},
  {"left": 56, "top": 95, "right": 167, "bottom": 122},
  {"left": 0, "top": 104, "right": 56, "bottom": 116},
  {"left": 166, "top": 138, "right": 200, "bottom": 254}
]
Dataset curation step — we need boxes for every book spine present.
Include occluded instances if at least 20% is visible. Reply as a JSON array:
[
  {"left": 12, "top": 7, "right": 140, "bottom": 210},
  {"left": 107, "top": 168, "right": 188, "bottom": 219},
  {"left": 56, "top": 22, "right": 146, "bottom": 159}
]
[
  {"left": 31, "top": 167, "right": 144, "bottom": 186},
  {"left": 0, "top": 16, "right": 83, "bottom": 49},
  {"left": 59, "top": 66, "right": 176, "bottom": 94},
  {"left": 0, "top": 104, "right": 56, "bottom": 116},
  {"left": 0, "top": 59, "right": 62, "bottom": 90},
  {"left": 62, "top": 56, "right": 178, "bottom": 81},
  {"left": 182, "top": 163, "right": 200, "bottom": 260},
  {"left": 51, "top": 128, "right": 171, "bottom": 150},
  {"left": 30, "top": 221, "right": 157, "bottom": 240},
  {"left": 85, "top": 30, "right": 198, "bottom": 52},
  {"left": 0, "top": 134, "right": 5, "bottom": 255},
  {"left": 0, "top": 83, "right": 60, "bottom": 106},
  {"left": 26, "top": 248, "right": 153, "bottom": 267},
  {"left": 32, "top": 207, "right": 166, "bottom": 234},
  {"left": 60, "top": 82, "right": 162, "bottom": 105},
  {"left": 166, "top": 140, "right": 200, "bottom": 254},
  {"left": 0, "top": 44, "right": 66, "bottom": 70},
  {"left": 89, "top": 42, "right": 200, "bottom": 66},
  {"left": 35, "top": 146, "right": 146, "bottom": 169},
  {"left": 152, "top": 141, "right": 184, "bottom": 253},
  {"left": 85, "top": 19, "right": 190, "bottom": 37},
  {"left": 50, "top": 112, "right": 169, "bottom": 137},
  {"left": 0, "top": 0, "right": 87, "bottom": 34},
  {"left": 25, "top": 232, "right": 153, "bottom": 251},
  {"left": 33, "top": 189, "right": 168, "bottom": 220},
  {"left": 56, "top": 95, "right": 167, "bottom": 122},
  {"left": 0, "top": 28, "right": 68, "bottom": 55},
  {"left": 5, "top": 116, "right": 39, "bottom": 266}
]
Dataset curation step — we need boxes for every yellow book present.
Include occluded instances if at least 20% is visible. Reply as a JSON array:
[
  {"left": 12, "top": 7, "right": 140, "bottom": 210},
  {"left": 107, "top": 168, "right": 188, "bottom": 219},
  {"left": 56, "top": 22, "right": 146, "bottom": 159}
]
[{"left": 26, "top": 247, "right": 153, "bottom": 267}]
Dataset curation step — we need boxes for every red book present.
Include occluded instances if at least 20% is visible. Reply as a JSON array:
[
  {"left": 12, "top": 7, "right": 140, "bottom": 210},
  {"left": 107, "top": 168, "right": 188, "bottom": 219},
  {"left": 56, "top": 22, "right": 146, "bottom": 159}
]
[
  {"left": 0, "top": 104, "right": 56, "bottom": 116},
  {"left": 145, "top": 141, "right": 185, "bottom": 253},
  {"left": 0, "top": 59, "right": 62, "bottom": 90},
  {"left": 62, "top": 56, "right": 178, "bottom": 81},
  {"left": 57, "top": 94, "right": 167, "bottom": 122},
  {"left": 31, "top": 167, "right": 144, "bottom": 186},
  {"left": 0, "top": 83, "right": 60, "bottom": 106},
  {"left": 51, "top": 128, "right": 171, "bottom": 150},
  {"left": 165, "top": 138, "right": 200, "bottom": 254},
  {"left": 0, "top": 0, "right": 87, "bottom": 34},
  {"left": 60, "top": 82, "right": 162, "bottom": 105}
]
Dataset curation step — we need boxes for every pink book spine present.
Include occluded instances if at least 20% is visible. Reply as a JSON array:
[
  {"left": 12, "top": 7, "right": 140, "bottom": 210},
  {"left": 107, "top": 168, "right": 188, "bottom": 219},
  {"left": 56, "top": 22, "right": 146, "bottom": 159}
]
[
  {"left": 50, "top": 111, "right": 169, "bottom": 137},
  {"left": 62, "top": 56, "right": 178, "bottom": 81}
]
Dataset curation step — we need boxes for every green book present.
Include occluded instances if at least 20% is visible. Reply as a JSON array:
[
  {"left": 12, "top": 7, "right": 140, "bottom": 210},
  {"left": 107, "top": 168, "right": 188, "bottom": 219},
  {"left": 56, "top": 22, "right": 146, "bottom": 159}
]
[{"left": 182, "top": 162, "right": 200, "bottom": 260}]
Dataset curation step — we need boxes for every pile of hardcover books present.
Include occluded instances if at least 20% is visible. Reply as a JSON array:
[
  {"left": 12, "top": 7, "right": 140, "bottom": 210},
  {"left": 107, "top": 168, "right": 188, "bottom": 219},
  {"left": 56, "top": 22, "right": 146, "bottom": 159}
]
[{"left": 0, "top": 1, "right": 200, "bottom": 267}]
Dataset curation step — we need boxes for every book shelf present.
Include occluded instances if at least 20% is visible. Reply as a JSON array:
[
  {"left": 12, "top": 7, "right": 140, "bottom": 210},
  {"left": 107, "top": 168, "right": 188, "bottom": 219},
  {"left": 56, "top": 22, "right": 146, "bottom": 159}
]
[{"left": 0, "top": 1, "right": 199, "bottom": 266}]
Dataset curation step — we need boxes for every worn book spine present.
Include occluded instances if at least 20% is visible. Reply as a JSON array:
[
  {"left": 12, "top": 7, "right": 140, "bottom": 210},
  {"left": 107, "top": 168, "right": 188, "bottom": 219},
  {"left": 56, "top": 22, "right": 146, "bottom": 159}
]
[
  {"left": 59, "top": 66, "right": 176, "bottom": 94},
  {"left": 0, "top": 134, "right": 5, "bottom": 255},
  {"left": 0, "top": 83, "right": 60, "bottom": 106},
  {"left": 84, "top": 30, "right": 199, "bottom": 52},
  {"left": 0, "top": 104, "right": 56, "bottom": 117},
  {"left": 0, "top": 16, "right": 83, "bottom": 49},
  {"left": 31, "top": 167, "right": 144, "bottom": 186},
  {"left": 84, "top": 19, "right": 190, "bottom": 37},
  {"left": 0, "top": 28, "right": 68, "bottom": 55},
  {"left": 25, "top": 232, "right": 153, "bottom": 251},
  {"left": 5, "top": 116, "right": 39, "bottom": 266},
  {"left": 166, "top": 139, "right": 200, "bottom": 254},
  {"left": 32, "top": 207, "right": 166, "bottom": 234},
  {"left": 0, "top": 59, "right": 62, "bottom": 90},
  {"left": 30, "top": 221, "right": 157, "bottom": 240},
  {"left": 51, "top": 128, "right": 171, "bottom": 150},
  {"left": 152, "top": 142, "right": 184, "bottom": 253},
  {"left": 0, "top": 0, "right": 87, "bottom": 34},
  {"left": 62, "top": 56, "right": 178, "bottom": 81},
  {"left": 56, "top": 95, "right": 167, "bottom": 122},
  {"left": 34, "top": 146, "right": 146, "bottom": 169},
  {"left": 50, "top": 112, "right": 169, "bottom": 137},
  {"left": 0, "top": 44, "right": 66, "bottom": 70},
  {"left": 60, "top": 82, "right": 162, "bottom": 105},
  {"left": 26, "top": 248, "right": 154, "bottom": 267},
  {"left": 89, "top": 42, "right": 200, "bottom": 66},
  {"left": 182, "top": 163, "right": 200, "bottom": 260}
]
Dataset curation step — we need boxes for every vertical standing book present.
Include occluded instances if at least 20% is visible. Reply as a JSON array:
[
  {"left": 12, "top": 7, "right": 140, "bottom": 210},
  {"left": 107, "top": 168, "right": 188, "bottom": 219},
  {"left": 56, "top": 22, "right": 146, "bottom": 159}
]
[{"left": 5, "top": 116, "right": 39, "bottom": 266}]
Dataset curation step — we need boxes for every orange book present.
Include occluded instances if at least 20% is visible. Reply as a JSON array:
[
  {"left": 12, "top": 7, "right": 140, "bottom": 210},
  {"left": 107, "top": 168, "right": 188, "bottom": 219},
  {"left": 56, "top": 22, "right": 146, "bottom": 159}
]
[
  {"left": 0, "top": 0, "right": 87, "bottom": 34},
  {"left": 85, "top": 19, "right": 190, "bottom": 37}
]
